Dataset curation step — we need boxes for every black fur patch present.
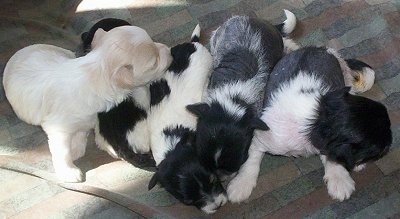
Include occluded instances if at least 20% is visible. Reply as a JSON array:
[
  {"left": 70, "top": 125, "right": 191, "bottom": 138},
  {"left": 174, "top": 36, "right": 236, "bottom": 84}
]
[
  {"left": 148, "top": 131, "right": 226, "bottom": 210},
  {"left": 309, "top": 88, "right": 392, "bottom": 171},
  {"left": 300, "top": 87, "right": 316, "bottom": 94},
  {"left": 76, "top": 18, "right": 131, "bottom": 57},
  {"left": 98, "top": 98, "right": 155, "bottom": 168},
  {"left": 168, "top": 43, "right": 196, "bottom": 74},
  {"left": 345, "top": 59, "right": 372, "bottom": 71},
  {"left": 264, "top": 46, "right": 345, "bottom": 105},
  {"left": 191, "top": 35, "right": 200, "bottom": 42},
  {"left": 163, "top": 125, "right": 193, "bottom": 139},
  {"left": 150, "top": 79, "right": 170, "bottom": 106}
]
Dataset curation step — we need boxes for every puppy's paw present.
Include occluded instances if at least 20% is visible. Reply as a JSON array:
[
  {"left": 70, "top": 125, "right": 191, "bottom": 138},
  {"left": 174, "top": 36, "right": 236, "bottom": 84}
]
[
  {"left": 324, "top": 172, "right": 355, "bottom": 201},
  {"left": 353, "top": 164, "right": 366, "bottom": 172},
  {"left": 227, "top": 175, "right": 256, "bottom": 203},
  {"left": 56, "top": 167, "right": 84, "bottom": 183}
]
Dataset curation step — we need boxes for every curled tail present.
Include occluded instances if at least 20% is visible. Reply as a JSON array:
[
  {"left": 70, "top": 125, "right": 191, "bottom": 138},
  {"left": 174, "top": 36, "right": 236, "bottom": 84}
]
[
  {"left": 345, "top": 59, "right": 375, "bottom": 93},
  {"left": 275, "top": 10, "right": 299, "bottom": 53},
  {"left": 275, "top": 9, "right": 297, "bottom": 36},
  {"left": 191, "top": 24, "right": 201, "bottom": 42}
]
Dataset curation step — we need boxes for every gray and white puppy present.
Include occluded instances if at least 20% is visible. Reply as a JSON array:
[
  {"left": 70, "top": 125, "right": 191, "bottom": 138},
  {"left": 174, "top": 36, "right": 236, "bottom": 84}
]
[{"left": 186, "top": 10, "right": 297, "bottom": 180}]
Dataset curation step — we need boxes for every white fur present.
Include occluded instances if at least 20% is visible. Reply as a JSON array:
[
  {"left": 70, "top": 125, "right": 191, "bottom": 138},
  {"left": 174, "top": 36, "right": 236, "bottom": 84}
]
[
  {"left": 148, "top": 43, "right": 213, "bottom": 165},
  {"left": 282, "top": 9, "right": 297, "bottom": 34},
  {"left": 283, "top": 37, "right": 300, "bottom": 53},
  {"left": 191, "top": 24, "right": 201, "bottom": 40},
  {"left": 3, "top": 26, "right": 172, "bottom": 182},
  {"left": 207, "top": 78, "right": 265, "bottom": 118},
  {"left": 201, "top": 193, "right": 228, "bottom": 214},
  {"left": 353, "top": 163, "right": 366, "bottom": 172},
  {"left": 321, "top": 155, "right": 355, "bottom": 201},
  {"left": 256, "top": 72, "right": 325, "bottom": 156}
]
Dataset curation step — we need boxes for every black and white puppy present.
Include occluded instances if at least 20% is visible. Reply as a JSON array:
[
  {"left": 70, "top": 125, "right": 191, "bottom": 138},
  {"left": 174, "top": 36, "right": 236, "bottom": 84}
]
[
  {"left": 76, "top": 18, "right": 131, "bottom": 57},
  {"left": 186, "top": 10, "right": 296, "bottom": 179},
  {"left": 147, "top": 26, "right": 227, "bottom": 214},
  {"left": 227, "top": 46, "right": 392, "bottom": 203},
  {"left": 95, "top": 85, "right": 155, "bottom": 168}
]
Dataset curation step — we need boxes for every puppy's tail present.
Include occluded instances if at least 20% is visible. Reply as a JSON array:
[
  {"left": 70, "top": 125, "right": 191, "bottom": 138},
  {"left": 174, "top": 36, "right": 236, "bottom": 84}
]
[
  {"left": 275, "top": 9, "right": 297, "bottom": 36},
  {"left": 191, "top": 24, "right": 201, "bottom": 42},
  {"left": 345, "top": 59, "right": 375, "bottom": 93}
]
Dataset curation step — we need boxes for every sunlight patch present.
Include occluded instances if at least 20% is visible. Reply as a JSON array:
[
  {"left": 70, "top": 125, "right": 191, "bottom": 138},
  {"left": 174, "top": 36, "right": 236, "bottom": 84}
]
[{"left": 76, "top": 0, "right": 187, "bottom": 12}]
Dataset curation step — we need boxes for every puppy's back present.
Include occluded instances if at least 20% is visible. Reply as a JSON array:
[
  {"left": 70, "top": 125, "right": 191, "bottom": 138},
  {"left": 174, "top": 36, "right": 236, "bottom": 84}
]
[
  {"left": 210, "top": 16, "right": 283, "bottom": 70},
  {"left": 3, "top": 44, "right": 75, "bottom": 125},
  {"left": 264, "top": 47, "right": 345, "bottom": 104}
]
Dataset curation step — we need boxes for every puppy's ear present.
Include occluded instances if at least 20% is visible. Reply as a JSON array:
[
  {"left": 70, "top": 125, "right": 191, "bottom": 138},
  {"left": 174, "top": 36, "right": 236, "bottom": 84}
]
[
  {"left": 251, "top": 118, "right": 269, "bottom": 131},
  {"left": 91, "top": 28, "right": 106, "bottom": 48},
  {"left": 329, "top": 143, "right": 355, "bottom": 171},
  {"left": 148, "top": 172, "right": 159, "bottom": 190},
  {"left": 112, "top": 65, "right": 135, "bottom": 89},
  {"left": 186, "top": 103, "right": 210, "bottom": 117}
]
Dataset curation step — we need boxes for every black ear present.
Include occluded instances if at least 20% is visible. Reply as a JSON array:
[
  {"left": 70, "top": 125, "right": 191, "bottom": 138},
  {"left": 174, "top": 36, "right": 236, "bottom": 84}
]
[
  {"left": 186, "top": 103, "right": 210, "bottom": 117},
  {"left": 148, "top": 173, "right": 159, "bottom": 190},
  {"left": 329, "top": 143, "right": 355, "bottom": 171},
  {"left": 251, "top": 118, "right": 269, "bottom": 131}
]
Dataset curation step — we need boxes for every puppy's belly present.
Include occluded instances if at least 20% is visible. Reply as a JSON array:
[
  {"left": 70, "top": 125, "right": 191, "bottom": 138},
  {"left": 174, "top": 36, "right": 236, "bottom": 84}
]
[{"left": 257, "top": 108, "right": 319, "bottom": 157}]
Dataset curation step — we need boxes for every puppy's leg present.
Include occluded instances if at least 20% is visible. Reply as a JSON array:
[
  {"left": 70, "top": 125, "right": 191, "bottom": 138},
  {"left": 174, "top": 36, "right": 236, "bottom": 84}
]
[
  {"left": 321, "top": 155, "right": 355, "bottom": 201},
  {"left": 45, "top": 130, "right": 83, "bottom": 182},
  {"left": 227, "top": 143, "right": 264, "bottom": 203},
  {"left": 71, "top": 131, "right": 89, "bottom": 161}
]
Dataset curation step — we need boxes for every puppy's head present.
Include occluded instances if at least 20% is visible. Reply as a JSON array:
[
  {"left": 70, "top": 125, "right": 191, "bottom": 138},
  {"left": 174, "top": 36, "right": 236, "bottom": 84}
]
[
  {"left": 148, "top": 133, "right": 227, "bottom": 214},
  {"left": 186, "top": 102, "right": 268, "bottom": 177},
  {"left": 310, "top": 87, "right": 392, "bottom": 170},
  {"left": 89, "top": 26, "right": 172, "bottom": 89}
]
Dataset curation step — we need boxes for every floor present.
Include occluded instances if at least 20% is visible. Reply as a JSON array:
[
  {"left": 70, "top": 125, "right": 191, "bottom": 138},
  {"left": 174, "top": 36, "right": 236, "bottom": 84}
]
[{"left": 0, "top": 0, "right": 399, "bottom": 218}]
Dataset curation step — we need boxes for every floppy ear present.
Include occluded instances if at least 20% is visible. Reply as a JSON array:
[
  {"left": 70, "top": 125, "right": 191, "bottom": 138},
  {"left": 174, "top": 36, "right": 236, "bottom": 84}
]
[
  {"left": 91, "top": 28, "right": 106, "bottom": 48},
  {"left": 148, "top": 172, "right": 159, "bottom": 190},
  {"left": 329, "top": 143, "right": 355, "bottom": 171},
  {"left": 186, "top": 103, "right": 210, "bottom": 117},
  {"left": 112, "top": 65, "right": 135, "bottom": 89},
  {"left": 251, "top": 118, "right": 269, "bottom": 131}
]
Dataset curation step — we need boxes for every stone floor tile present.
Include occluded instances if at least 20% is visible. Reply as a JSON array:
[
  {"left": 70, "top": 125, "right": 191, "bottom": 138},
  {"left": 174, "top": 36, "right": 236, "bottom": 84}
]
[
  {"left": 375, "top": 148, "right": 400, "bottom": 175},
  {"left": 271, "top": 175, "right": 315, "bottom": 206}
]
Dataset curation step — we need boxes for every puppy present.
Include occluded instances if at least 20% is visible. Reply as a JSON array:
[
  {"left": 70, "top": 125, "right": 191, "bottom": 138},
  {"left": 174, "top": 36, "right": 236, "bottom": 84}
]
[
  {"left": 227, "top": 46, "right": 392, "bottom": 203},
  {"left": 3, "top": 26, "right": 172, "bottom": 182},
  {"left": 75, "top": 18, "right": 131, "bottom": 57},
  {"left": 186, "top": 10, "right": 296, "bottom": 179},
  {"left": 95, "top": 85, "right": 156, "bottom": 168},
  {"left": 147, "top": 26, "right": 227, "bottom": 214}
]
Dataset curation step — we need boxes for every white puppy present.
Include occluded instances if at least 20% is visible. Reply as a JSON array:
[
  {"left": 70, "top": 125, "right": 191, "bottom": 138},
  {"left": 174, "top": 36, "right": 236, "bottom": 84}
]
[{"left": 3, "top": 26, "right": 172, "bottom": 182}]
